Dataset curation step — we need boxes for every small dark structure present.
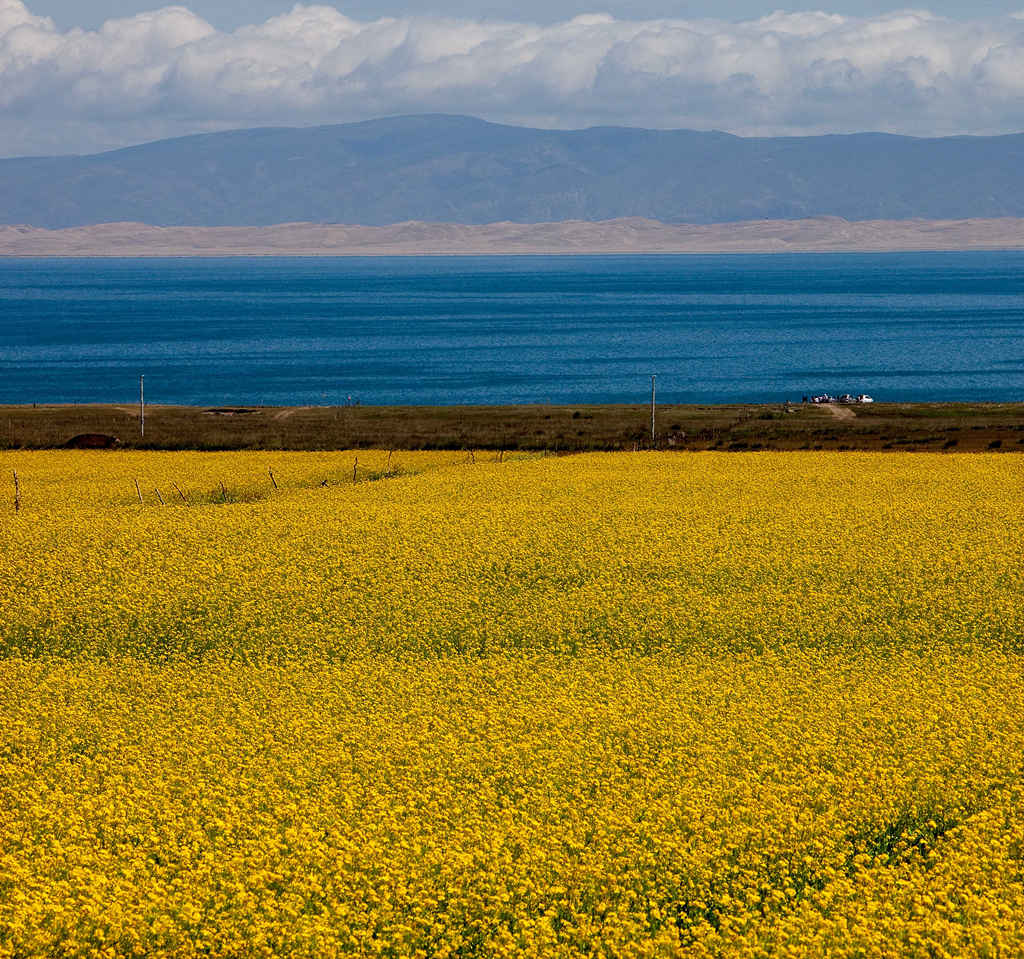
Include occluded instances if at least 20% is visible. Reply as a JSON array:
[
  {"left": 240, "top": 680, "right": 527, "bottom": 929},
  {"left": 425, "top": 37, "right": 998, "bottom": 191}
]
[{"left": 64, "top": 433, "right": 121, "bottom": 449}]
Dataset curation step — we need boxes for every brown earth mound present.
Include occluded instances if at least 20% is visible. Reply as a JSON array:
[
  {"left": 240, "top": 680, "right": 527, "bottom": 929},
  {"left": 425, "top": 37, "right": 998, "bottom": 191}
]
[{"left": 63, "top": 433, "right": 121, "bottom": 449}]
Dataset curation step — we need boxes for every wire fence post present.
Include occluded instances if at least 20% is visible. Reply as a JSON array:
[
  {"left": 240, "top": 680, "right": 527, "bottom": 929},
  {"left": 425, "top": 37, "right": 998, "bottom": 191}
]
[{"left": 650, "top": 373, "right": 657, "bottom": 448}]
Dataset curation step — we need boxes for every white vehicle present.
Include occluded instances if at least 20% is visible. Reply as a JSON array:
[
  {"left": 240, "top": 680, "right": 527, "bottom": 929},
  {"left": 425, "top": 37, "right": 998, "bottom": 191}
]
[{"left": 857, "top": 394, "right": 874, "bottom": 404}]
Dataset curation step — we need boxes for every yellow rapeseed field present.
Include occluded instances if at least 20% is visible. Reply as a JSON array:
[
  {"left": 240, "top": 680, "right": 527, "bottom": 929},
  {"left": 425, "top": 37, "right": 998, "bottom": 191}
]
[{"left": 1, "top": 450, "right": 1023, "bottom": 957}]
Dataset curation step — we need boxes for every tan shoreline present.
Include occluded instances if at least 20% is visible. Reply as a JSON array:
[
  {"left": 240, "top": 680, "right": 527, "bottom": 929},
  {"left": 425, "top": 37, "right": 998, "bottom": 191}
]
[{"left": 2, "top": 216, "right": 1024, "bottom": 257}]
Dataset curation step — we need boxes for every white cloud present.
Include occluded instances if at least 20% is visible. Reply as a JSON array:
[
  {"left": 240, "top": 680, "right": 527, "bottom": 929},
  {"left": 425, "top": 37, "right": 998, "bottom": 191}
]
[{"left": 2, "top": 0, "right": 1024, "bottom": 156}]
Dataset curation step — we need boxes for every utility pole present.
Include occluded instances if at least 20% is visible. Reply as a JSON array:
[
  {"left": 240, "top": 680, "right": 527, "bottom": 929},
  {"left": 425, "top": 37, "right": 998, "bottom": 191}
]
[
  {"left": 139, "top": 374, "right": 145, "bottom": 438},
  {"left": 650, "top": 373, "right": 657, "bottom": 447}
]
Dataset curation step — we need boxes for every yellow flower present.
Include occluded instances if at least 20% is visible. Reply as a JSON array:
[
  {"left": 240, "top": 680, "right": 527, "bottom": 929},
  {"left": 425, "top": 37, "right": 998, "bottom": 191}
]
[{"left": 1, "top": 450, "right": 1022, "bottom": 957}]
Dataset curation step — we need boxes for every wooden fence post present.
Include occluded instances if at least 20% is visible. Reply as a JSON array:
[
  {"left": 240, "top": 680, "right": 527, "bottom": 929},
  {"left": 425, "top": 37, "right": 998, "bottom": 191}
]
[
  {"left": 134, "top": 478, "right": 143, "bottom": 504},
  {"left": 12, "top": 470, "right": 19, "bottom": 512}
]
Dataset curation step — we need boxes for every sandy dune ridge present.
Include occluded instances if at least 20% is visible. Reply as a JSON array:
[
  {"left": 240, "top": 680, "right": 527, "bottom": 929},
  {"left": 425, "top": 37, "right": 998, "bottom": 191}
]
[{"left": 2, "top": 216, "right": 1024, "bottom": 256}]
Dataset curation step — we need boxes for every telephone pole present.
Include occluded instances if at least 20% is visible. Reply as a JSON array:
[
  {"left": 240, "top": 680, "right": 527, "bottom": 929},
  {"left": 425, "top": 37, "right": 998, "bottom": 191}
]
[
  {"left": 139, "top": 374, "right": 145, "bottom": 438},
  {"left": 650, "top": 373, "right": 657, "bottom": 447}
]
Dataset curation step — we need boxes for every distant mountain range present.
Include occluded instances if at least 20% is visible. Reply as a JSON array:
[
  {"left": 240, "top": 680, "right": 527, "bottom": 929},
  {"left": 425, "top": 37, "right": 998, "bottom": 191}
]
[{"left": 4, "top": 115, "right": 1024, "bottom": 229}]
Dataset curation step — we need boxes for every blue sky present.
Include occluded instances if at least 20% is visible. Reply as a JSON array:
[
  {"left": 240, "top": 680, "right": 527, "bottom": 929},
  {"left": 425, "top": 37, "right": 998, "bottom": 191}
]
[{"left": 4, "top": 0, "right": 1024, "bottom": 156}]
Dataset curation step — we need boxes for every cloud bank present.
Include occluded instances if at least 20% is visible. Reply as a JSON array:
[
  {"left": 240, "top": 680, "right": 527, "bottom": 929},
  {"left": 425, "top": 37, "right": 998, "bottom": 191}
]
[{"left": 3, "top": 0, "right": 1024, "bottom": 156}]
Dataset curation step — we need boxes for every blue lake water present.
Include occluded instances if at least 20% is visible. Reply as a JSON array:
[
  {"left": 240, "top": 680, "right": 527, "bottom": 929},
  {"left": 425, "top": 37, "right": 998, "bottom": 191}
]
[{"left": 2, "top": 253, "right": 1024, "bottom": 405}]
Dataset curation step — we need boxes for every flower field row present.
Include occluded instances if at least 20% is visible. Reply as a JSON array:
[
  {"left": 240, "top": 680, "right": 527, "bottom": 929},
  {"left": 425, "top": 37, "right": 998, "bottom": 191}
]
[
  {"left": 1, "top": 451, "right": 1021, "bottom": 660},
  {"left": 3, "top": 652, "right": 1024, "bottom": 957}
]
